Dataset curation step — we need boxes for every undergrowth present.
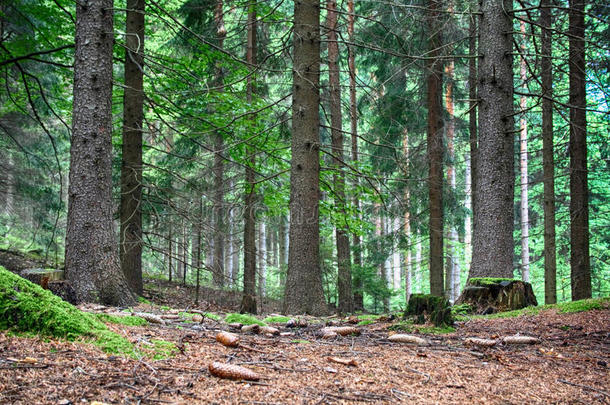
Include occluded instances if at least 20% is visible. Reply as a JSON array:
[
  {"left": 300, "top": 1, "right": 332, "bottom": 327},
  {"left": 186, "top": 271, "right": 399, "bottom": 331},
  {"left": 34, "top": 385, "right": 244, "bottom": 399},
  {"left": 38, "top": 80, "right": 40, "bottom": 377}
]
[
  {"left": 225, "top": 313, "right": 266, "bottom": 326},
  {"left": 478, "top": 297, "right": 609, "bottom": 319}
]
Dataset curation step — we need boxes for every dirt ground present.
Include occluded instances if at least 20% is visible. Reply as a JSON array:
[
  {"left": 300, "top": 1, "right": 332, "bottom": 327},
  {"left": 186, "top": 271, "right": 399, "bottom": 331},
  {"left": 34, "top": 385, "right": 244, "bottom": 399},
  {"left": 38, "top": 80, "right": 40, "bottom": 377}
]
[{"left": 1, "top": 293, "right": 608, "bottom": 404}]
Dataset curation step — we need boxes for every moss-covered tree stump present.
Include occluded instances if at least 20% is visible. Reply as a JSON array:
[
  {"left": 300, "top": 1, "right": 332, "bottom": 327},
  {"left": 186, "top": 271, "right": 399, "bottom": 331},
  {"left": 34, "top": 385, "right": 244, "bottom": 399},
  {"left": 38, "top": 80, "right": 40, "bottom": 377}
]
[
  {"left": 404, "top": 294, "right": 453, "bottom": 326},
  {"left": 455, "top": 278, "right": 538, "bottom": 314}
]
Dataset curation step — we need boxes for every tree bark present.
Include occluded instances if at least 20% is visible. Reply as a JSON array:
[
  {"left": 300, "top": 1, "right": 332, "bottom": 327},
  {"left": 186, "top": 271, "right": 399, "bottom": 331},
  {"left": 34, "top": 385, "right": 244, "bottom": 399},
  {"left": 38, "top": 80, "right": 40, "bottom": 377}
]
[
  {"left": 468, "top": 4, "right": 478, "bottom": 243},
  {"left": 284, "top": 0, "right": 326, "bottom": 315},
  {"left": 541, "top": 0, "right": 556, "bottom": 304},
  {"left": 426, "top": 0, "right": 444, "bottom": 296},
  {"left": 347, "top": 0, "right": 363, "bottom": 312},
  {"left": 469, "top": 0, "right": 515, "bottom": 279},
  {"left": 518, "top": 20, "right": 530, "bottom": 283},
  {"left": 211, "top": 0, "right": 226, "bottom": 287},
  {"left": 66, "top": 0, "right": 135, "bottom": 306},
  {"left": 119, "top": 0, "right": 145, "bottom": 295},
  {"left": 327, "top": 0, "right": 352, "bottom": 315},
  {"left": 241, "top": 1, "right": 258, "bottom": 314},
  {"left": 568, "top": 0, "right": 591, "bottom": 300}
]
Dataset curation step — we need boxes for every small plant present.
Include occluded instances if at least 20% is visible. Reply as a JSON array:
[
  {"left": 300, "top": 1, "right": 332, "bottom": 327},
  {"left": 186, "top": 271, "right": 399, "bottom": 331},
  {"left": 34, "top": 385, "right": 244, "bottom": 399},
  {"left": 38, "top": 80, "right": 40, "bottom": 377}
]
[
  {"left": 160, "top": 305, "right": 170, "bottom": 311},
  {"left": 225, "top": 313, "right": 266, "bottom": 326},
  {"left": 291, "top": 339, "right": 311, "bottom": 344}
]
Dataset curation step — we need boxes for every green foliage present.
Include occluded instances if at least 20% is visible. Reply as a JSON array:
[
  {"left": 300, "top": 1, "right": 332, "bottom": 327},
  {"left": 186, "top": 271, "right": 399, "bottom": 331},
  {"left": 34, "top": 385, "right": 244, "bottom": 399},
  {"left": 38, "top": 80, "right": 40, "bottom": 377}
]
[
  {"left": 357, "top": 320, "right": 375, "bottom": 326},
  {"left": 263, "top": 315, "right": 291, "bottom": 324},
  {"left": 450, "top": 303, "right": 473, "bottom": 316},
  {"left": 291, "top": 339, "right": 311, "bottom": 344},
  {"left": 225, "top": 313, "right": 266, "bottom": 326},
  {"left": 149, "top": 339, "right": 179, "bottom": 360},
  {"left": 479, "top": 297, "right": 609, "bottom": 319}
]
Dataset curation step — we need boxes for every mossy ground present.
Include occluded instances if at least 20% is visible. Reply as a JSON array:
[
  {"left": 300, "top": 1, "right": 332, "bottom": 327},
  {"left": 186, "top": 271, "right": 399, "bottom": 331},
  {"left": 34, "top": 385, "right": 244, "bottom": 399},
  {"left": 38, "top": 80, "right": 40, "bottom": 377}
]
[
  {"left": 0, "top": 266, "right": 177, "bottom": 358},
  {"left": 476, "top": 297, "right": 609, "bottom": 319},
  {"left": 468, "top": 277, "right": 517, "bottom": 287},
  {"left": 263, "top": 315, "right": 291, "bottom": 324},
  {"left": 225, "top": 313, "right": 266, "bottom": 326}
]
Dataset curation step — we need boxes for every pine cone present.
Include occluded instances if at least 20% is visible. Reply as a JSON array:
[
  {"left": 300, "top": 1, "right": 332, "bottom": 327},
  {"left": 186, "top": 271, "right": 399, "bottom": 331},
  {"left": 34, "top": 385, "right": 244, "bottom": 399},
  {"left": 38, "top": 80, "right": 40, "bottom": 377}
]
[{"left": 208, "top": 362, "right": 260, "bottom": 381}]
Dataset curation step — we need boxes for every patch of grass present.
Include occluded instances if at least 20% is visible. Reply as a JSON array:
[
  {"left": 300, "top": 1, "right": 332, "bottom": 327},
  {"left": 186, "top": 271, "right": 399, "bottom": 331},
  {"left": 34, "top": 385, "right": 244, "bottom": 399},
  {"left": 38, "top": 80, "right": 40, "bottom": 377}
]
[
  {"left": 263, "top": 315, "right": 291, "bottom": 324},
  {"left": 416, "top": 325, "right": 456, "bottom": 334},
  {"left": 469, "top": 277, "right": 516, "bottom": 287},
  {"left": 149, "top": 339, "right": 179, "bottom": 360},
  {"left": 291, "top": 339, "right": 311, "bottom": 344},
  {"left": 357, "top": 314, "right": 381, "bottom": 321},
  {"left": 357, "top": 320, "right": 375, "bottom": 326},
  {"left": 388, "top": 321, "right": 413, "bottom": 332},
  {"left": 0, "top": 266, "right": 137, "bottom": 357},
  {"left": 95, "top": 313, "right": 147, "bottom": 327},
  {"left": 225, "top": 313, "right": 266, "bottom": 326}
]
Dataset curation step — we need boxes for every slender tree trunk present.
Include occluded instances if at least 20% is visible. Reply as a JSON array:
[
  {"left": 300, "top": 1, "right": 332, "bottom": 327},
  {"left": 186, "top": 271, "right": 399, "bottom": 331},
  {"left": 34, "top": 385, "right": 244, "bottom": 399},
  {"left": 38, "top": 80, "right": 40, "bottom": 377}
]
[
  {"left": 426, "top": 0, "right": 444, "bottom": 296},
  {"left": 327, "top": 0, "right": 353, "bottom": 314},
  {"left": 392, "top": 217, "right": 401, "bottom": 290},
  {"left": 568, "top": 0, "right": 591, "bottom": 300},
  {"left": 241, "top": 2, "right": 258, "bottom": 313},
  {"left": 347, "top": 0, "right": 364, "bottom": 311},
  {"left": 168, "top": 218, "right": 173, "bottom": 282},
  {"left": 445, "top": 57, "right": 458, "bottom": 303},
  {"left": 211, "top": 0, "right": 227, "bottom": 287},
  {"left": 119, "top": 0, "right": 145, "bottom": 295},
  {"left": 191, "top": 197, "right": 202, "bottom": 283},
  {"left": 415, "top": 231, "right": 422, "bottom": 293},
  {"left": 66, "top": 0, "right": 135, "bottom": 306},
  {"left": 403, "top": 135, "right": 412, "bottom": 303},
  {"left": 469, "top": 0, "right": 515, "bottom": 279},
  {"left": 258, "top": 222, "right": 266, "bottom": 298},
  {"left": 519, "top": 20, "right": 530, "bottom": 283},
  {"left": 284, "top": 0, "right": 326, "bottom": 315}
]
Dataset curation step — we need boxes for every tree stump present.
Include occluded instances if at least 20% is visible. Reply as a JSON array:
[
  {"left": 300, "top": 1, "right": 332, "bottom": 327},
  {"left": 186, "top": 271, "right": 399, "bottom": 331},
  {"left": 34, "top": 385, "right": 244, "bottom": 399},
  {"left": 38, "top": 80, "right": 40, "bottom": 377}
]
[
  {"left": 455, "top": 278, "right": 538, "bottom": 314},
  {"left": 404, "top": 294, "right": 453, "bottom": 326}
]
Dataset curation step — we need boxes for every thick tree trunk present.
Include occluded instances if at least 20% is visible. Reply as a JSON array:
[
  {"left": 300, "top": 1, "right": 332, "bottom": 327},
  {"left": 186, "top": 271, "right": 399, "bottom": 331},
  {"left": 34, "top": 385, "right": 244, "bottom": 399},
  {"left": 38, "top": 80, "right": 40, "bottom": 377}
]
[
  {"left": 469, "top": 0, "right": 515, "bottom": 279},
  {"left": 347, "top": 0, "right": 363, "bottom": 312},
  {"left": 568, "top": 0, "right": 591, "bottom": 300},
  {"left": 119, "top": 0, "right": 145, "bottom": 295},
  {"left": 241, "top": 2, "right": 257, "bottom": 314},
  {"left": 541, "top": 0, "right": 556, "bottom": 305},
  {"left": 327, "top": 0, "right": 353, "bottom": 315},
  {"left": 426, "top": 0, "right": 444, "bottom": 296},
  {"left": 468, "top": 4, "right": 478, "bottom": 241},
  {"left": 519, "top": 20, "right": 530, "bottom": 283},
  {"left": 66, "top": 0, "right": 135, "bottom": 306},
  {"left": 284, "top": 0, "right": 326, "bottom": 315}
]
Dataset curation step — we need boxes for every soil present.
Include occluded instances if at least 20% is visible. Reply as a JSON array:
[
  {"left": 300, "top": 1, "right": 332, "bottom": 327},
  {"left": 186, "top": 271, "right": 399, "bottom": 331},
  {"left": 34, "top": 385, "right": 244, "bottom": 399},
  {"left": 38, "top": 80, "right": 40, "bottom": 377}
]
[{"left": 1, "top": 290, "right": 608, "bottom": 404}]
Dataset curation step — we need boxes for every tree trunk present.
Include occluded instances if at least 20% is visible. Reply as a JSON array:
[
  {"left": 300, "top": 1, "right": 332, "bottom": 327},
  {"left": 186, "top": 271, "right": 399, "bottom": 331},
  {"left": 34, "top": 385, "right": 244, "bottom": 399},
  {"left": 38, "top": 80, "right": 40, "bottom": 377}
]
[
  {"left": 568, "top": 0, "right": 591, "bottom": 300},
  {"left": 327, "top": 0, "right": 352, "bottom": 315},
  {"left": 445, "top": 57, "right": 458, "bottom": 303},
  {"left": 119, "top": 0, "right": 145, "bottom": 295},
  {"left": 468, "top": 2, "right": 478, "bottom": 237},
  {"left": 426, "top": 0, "right": 444, "bottom": 297},
  {"left": 241, "top": 1, "right": 258, "bottom": 314},
  {"left": 347, "top": 0, "right": 363, "bottom": 312},
  {"left": 258, "top": 221, "right": 266, "bottom": 299},
  {"left": 403, "top": 136, "right": 412, "bottom": 303},
  {"left": 469, "top": 0, "right": 514, "bottom": 279},
  {"left": 541, "top": 2, "right": 557, "bottom": 299},
  {"left": 66, "top": 0, "right": 135, "bottom": 306},
  {"left": 284, "top": 0, "right": 326, "bottom": 315},
  {"left": 168, "top": 217, "right": 173, "bottom": 282},
  {"left": 518, "top": 20, "right": 530, "bottom": 283}
]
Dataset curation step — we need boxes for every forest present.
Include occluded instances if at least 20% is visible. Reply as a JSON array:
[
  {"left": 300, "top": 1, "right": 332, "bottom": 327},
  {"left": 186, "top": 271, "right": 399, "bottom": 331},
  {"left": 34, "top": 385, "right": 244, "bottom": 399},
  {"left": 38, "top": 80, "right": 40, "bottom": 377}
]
[{"left": 0, "top": 0, "right": 609, "bottom": 403}]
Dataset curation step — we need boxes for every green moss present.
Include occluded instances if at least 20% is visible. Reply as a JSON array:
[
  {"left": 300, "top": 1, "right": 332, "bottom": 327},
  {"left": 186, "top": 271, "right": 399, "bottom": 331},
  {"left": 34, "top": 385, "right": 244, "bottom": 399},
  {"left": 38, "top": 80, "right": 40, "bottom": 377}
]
[
  {"left": 357, "top": 320, "right": 375, "bottom": 326},
  {"left": 291, "top": 339, "right": 311, "bottom": 344},
  {"left": 138, "top": 297, "right": 152, "bottom": 305},
  {"left": 469, "top": 277, "right": 516, "bottom": 287},
  {"left": 451, "top": 303, "right": 473, "bottom": 316},
  {"left": 160, "top": 305, "right": 170, "bottom": 311},
  {"left": 95, "top": 313, "right": 148, "bottom": 327},
  {"left": 225, "top": 313, "right": 266, "bottom": 326},
  {"left": 0, "top": 266, "right": 135, "bottom": 356},
  {"left": 204, "top": 312, "right": 221, "bottom": 321},
  {"left": 477, "top": 297, "right": 609, "bottom": 319},
  {"left": 149, "top": 339, "right": 179, "bottom": 360},
  {"left": 388, "top": 321, "right": 413, "bottom": 332},
  {"left": 417, "top": 325, "right": 456, "bottom": 334},
  {"left": 263, "top": 315, "right": 291, "bottom": 324}
]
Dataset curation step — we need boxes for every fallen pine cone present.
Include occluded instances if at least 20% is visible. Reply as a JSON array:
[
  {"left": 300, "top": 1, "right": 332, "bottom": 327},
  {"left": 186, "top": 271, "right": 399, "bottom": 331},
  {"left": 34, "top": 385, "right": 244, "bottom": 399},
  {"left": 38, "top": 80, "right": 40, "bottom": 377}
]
[
  {"left": 388, "top": 334, "right": 429, "bottom": 346},
  {"left": 260, "top": 326, "right": 280, "bottom": 336},
  {"left": 464, "top": 338, "right": 497, "bottom": 347},
  {"left": 503, "top": 335, "right": 540, "bottom": 345},
  {"left": 208, "top": 362, "right": 260, "bottom": 381},
  {"left": 133, "top": 312, "right": 164, "bottom": 324},
  {"left": 216, "top": 331, "right": 240, "bottom": 347},
  {"left": 241, "top": 324, "right": 260, "bottom": 334},
  {"left": 321, "top": 326, "right": 360, "bottom": 336}
]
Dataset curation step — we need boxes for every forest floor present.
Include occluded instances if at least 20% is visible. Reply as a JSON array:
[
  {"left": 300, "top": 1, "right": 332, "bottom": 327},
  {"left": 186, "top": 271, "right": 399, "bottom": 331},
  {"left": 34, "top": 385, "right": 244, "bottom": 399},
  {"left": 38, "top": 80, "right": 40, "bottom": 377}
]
[{"left": 0, "top": 281, "right": 608, "bottom": 405}]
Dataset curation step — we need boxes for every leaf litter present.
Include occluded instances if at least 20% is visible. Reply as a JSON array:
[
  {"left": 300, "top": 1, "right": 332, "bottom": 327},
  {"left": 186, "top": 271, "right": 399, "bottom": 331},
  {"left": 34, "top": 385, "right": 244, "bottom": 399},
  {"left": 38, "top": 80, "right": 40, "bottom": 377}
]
[{"left": 0, "top": 302, "right": 608, "bottom": 404}]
